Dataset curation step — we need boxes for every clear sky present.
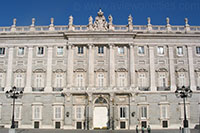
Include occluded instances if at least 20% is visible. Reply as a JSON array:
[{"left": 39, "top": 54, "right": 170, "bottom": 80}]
[{"left": 0, "top": 0, "right": 200, "bottom": 26}]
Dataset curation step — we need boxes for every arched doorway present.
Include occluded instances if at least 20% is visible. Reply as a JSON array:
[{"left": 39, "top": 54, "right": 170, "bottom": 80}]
[{"left": 93, "top": 96, "right": 108, "bottom": 129}]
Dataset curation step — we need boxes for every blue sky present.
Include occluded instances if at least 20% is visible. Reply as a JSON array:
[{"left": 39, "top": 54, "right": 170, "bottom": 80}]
[{"left": 0, "top": 0, "right": 200, "bottom": 26}]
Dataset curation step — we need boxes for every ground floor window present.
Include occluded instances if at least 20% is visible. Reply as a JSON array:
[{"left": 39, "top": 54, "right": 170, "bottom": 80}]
[
  {"left": 76, "top": 122, "right": 82, "bottom": 129},
  {"left": 162, "top": 120, "right": 168, "bottom": 128},
  {"left": 14, "top": 121, "right": 18, "bottom": 128},
  {"left": 141, "top": 121, "right": 147, "bottom": 128},
  {"left": 34, "top": 121, "right": 40, "bottom": 128},
  {"left": 55, "top": 122, "right": 61, "bottom": 129},
  {"left": 120, "top": 121, "right": 126, "bottom": 129}
]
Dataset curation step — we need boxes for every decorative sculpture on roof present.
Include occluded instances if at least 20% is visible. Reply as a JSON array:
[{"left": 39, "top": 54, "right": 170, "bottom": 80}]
[{"left": 93, "top": 9, "right": 108, "bottom": 31}]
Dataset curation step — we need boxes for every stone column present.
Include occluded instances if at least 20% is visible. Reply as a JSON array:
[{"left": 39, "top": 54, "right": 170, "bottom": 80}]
[
  {"left": 25, "top": 46, "right": 33, "bottom": 92},
  {"left": 5, "top": 47, "right": 14, "bottom": 91},
  {"left": 67, "top": 44, "right": 74, "bottom": 87},
  {"left": 109, "top": 44, "right": 115, "bottom": 87},
  {"left": 187, "top": 46, "right": 196, "bottom": 91},
  {"left": 129, "top": 44, "right": 135, "bottom": 87},
  {"left": 45, "top": 46, "right": 53, "bottom": 92},
  {"left": 109, "top": 93, "right": 115, "bottom": 130},
  {"left": 87, "top": 93, "right": 93, "bottom": 130},
  {"left": 88, "top": 44, "right": 94, "bottom": 87},
  {"left": 169, "top": 46, "right": 176, "bottom": 91},
  {"left": 149, "top": 46, "right": 156, "bottom": 91}
]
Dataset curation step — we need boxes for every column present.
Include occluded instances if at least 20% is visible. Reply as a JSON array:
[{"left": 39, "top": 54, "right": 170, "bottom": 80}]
[
  {"left": 67, "top": 44, "right": 74, "bottom": 87},
  {"left": 87, "top": 93, "right": 93, "bottom": 130},
  {"left": 109, "top": 44, "right": 115, "bottom": 87},
  {"left": 88, "top": 44, "right": 94, "bottom": 87},
  {"left": 109, "top": 93, "right": 115, "bottom": 130},
  {"left": 187, "top": 46, "right": 196, "bottom": 91},
  {"left": 149, "top": 46, "right": 156, "bottom": 91},
  {"left": 129, "top": 44, "right": 136, "bottom": 87},
  {"left": 5, "top": 47, "right": 14, "bottom": 91},
  {"left": 45, "top": 46, "right": 53, "bottom": 92},
  {"left": 25, "top": 46, "right": 33, "bottom": 92},
  {"left": 169, "top": 46, "right": 176, "bottom": 91}
]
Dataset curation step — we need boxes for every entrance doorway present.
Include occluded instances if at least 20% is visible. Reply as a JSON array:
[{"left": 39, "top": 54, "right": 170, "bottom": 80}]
[{"left": 93, "top": 106, "right": 108, "bottom": 129}]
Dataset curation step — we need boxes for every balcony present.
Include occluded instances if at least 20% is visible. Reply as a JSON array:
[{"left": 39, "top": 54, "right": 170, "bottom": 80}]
[
  {"left": 138, "top": 87, "right": 150, "bottom": 91},
  {"left": 197, "top": 86, "right": 200, "bottom": 90},
  {"left": 32, "top": 87, "right": 44, "bottom": 92},
  {"left": 53, "top": 87, "right": 63, "bottom": 92},
  {"left": 157, "top": 87, "right": 170, "bottom": 91},
  {"left": 16, "top": 87, "right": 24, "bottom": 91},
  {"left": 0, "top": 87, "right": 4, "bottom": 91}
]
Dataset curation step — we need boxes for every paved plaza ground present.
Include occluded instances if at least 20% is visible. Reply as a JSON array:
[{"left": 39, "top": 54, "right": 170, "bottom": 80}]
[{"left": 0, "top": 128, "right": 199, "bottom": 133}]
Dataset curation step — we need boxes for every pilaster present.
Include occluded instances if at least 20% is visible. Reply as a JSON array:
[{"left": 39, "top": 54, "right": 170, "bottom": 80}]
[
  {"left": 169, "top": 46, "right": 176, "bottom": 91},
  {"left": 45, "top": 46, "right": 53, "bottom": 92},
  {"left": 109, "top": 44, "right": 115, "bottom": 87},
  {"left": 67, "top": 44, "right": 74, "bottom": 87},
  {"left": 149, "top": 46, "right": 156, "bottom": 91},
  {"left": 88, "top": 44, "right": 94, "bottom": 87},
  {"left": 129, "top": 44, "right": 135, "bottom": 87},
  {"left": 25, "top": 46, "right": 33, "bottom": 92},
  {"left": 5, "top": 47, "right": 14, "bottom": 91},
  {"left": 187, "top": 46, "right": 196, "bottom": 91},
  {"left": 87, "top": 93, "right": 93, "bottom": 130}
]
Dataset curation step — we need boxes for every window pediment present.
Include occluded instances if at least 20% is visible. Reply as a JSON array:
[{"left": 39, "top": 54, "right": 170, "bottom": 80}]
[
  {"left": 13, "top": 69, "right": 26, "bottom": 73},
  {"left": 115, "top": 68, "right": 127, "bottom": 72},
  {"left": 176, "top": 68, "right": 187, "bottom": 72},
  {"left": 0, "top": 69, "right": 6, "bottom": 73},
  {"left": 74, "top": 68, "right": 86, "bottom": 72},
  {"left": 53, "top": 69, "right": 66, "bottom": 73},
  {"left": 156, "top": 68, "right": 168, "bottom": 72},
  {"left": 95, "top": 68, "right": 107, "bottom": 72},
  {"left": 195, "top": 68, "right": 200, "bottom": 72},
  {"left": 33, "top": 69, "right": 46, "bottom": 73},
  {"left": 136, "top": 68, "right": 148, "bottom": 72}
]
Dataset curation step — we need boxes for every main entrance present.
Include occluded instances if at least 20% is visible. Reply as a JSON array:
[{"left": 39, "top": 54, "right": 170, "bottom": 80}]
[{"left": 93, "top": 97, "right": 108, "bottom": 129}]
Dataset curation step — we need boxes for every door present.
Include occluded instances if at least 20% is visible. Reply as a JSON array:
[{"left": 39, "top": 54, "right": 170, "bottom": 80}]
[{"left": 93, "top": 107, "right": 108, "bottom": 129}]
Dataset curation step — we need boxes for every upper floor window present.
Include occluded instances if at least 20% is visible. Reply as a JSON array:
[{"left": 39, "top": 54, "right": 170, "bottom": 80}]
[
  {"left": 33, "top": 106, "right": 41, "bottom": 119},
  {"left": 55, "top": 74, "right": 63, "bottom": 88},
  {"left": 177, "top": 46, "right": 183, "bottom": 56},
  {"left": 118, "top": 73, "right": 126, "bottom": 86},
  {"left": 0, "top": 48, "right": 5, "bottom": 56},
  {"left": 178, "top": 73, "right": 185, "bottom": 87},
  {"left": 157, "top": 46, "right": 164, "bottom": 55},
  {"left": 158, "top": 73, "right": 167, "bottom": 87},
  {"left": 76, "top": 73, "right": 84, "bottom": 87},
  {"left": 120, "top": 107, "right": 127, "bottom": 118},
  {"left": 98, "top": 46, "right": 104, "bottom": 54},
  {"left": 118, "top": 47, "right": 125, "bottom": 54},
  {"left": 54, "top": 106, "right": 62, "bottom": 119},
  {"left": 18, "top": 47, "right": 25, "bottom": 56},
  {"left": 15, "top": 74, "right": 24, "bottom": 88},
  {"left": 75, "top": 106, "right": 83, "bottom": 119},
  {"left": 0, "top": 73, "right": 4, "bottom": 88},
  {"left": 138, "top": 73, "right": 146, "bottom": 87},
  {"left": 97, "top": 73, "right": 104, "bottom": 87},
  {"left": 78, "top": 46, "right": 84, "bottom": 54},
  {"left": 14, "top": 106, "right": 21, "bottom": 119},
  {"left": 160, "top": 105, "right": 168, "bottom": 119},
  {"left": 35, "top": 74, "right": 44, "bottom": 88},
  {"left": 37, "top": 47, "right": 44, "bottom": 55},
  {"left": 138, "top": 46, "right": 144, "bottom": 55},
  {"left": 57, "top": 47, "right": 63, "bottom": 56},
  {"left": 197, "top": 73, "right": 200, "bottom": 87},
  {"left": 196, "top": 47, "right": 200, "bottom": 55}
]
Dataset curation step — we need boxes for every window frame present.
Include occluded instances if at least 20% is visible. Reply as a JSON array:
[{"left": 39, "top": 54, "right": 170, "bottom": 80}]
[
  {"left": 196, "top": 46, "right": 200, "bottom": 55},
  {"left": 36, "top": 47, "right": 45, "bottom": 56},
  {"left": 138, "top": 46, "right": 145, "bottom": 55},
  {"left": 157, "top": 46, "right": 165, "bottom": 56},
  {"left": 98, "top": 46, "right": 104, "bottom": 54},
  {"left": 77, "top": 46, "right": 84, "bottom": 55},
  {"left": 118, "top": 47, "right": 125, "bottom": 55},
  {"left": 56, "top": 46, "right": 64, "bottom": 56},
  {"left": 33, "top": 106, "right": 42, "bottom": 120},
  {"left": 17, "top": 47, "right": 25, "bottom": 56},
  {"left": 0, "top": 47, "right": 6, "bottom": 56},
  {"left": 177, "top": 46, "right": 183, "bottom": 56}
]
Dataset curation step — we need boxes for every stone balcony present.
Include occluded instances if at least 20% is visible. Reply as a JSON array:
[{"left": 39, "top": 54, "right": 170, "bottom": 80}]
[
  {"left": 138, "top": 87, "right": 150, "bottom": 91},
  {"left": 53, "top": 87, "right": 63, "bottom": 92},
  {"left": 32, "top": 87, "right": 44, "bottom": 92},
  {"left": 157, "top": 87, "right": 170, "bottom": 91}
]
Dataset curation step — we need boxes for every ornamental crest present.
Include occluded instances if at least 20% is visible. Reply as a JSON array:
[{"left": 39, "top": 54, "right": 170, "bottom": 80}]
[{"left": 93, "top": 9, "right": 108, "bottom": 31}]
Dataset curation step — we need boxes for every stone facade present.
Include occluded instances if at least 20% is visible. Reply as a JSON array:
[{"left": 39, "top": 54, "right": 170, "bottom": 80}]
[{"left": 0, "top": 9, "right": 200, "bottom": 130}]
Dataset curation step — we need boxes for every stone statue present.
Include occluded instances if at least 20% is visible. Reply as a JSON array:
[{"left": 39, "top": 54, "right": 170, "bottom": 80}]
[
  {"left": 31, "top": 18, "right": 35, "bottom": 26},
  {"left": 93, "top": 9, "right": 108, "bottom": 31},
  {"left": 108, "top": 15, "right": 113, "bottom": 24},
  {"left": 50, "top": 18, "right": 54, "bottom": 25},
  {"left": 128, "top": 14, "right": 133, "bottom": 25},
  {"left": 69, "top": 15, "right": 73, "bottom": 25},
  {"left": 13, "top": 18, "right": 16, "bottom": 26},
  {"left": 89, "top": 16, "right": 93, "bottom": 25},
  {"left": 166, "top": 17, "right": 170, "bottom": 25},
  {"left": 147, "top": 17, "right": 151, "bottom": 25},
  {"left": 185, "top": 18, "right": 189, "bottom": 26}
]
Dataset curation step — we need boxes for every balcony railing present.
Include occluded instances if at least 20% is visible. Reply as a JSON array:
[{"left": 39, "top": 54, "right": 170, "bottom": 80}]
[
  {"left": 32, "top": 87, "right": 44, "bottom": 92},
  {"left": 53, "top": 87, "right": 63, "bottom": 92},
  {"left": 138, "top": 87, "right": 150, "bottom": 91},
  {"left": 0, "top": 87, "right": 4, "bottom": 91},
  {"left": 157, "top": 87, "right": 170, "bottom": 91}
]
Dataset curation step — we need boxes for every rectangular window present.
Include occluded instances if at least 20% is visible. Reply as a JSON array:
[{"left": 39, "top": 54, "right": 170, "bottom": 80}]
[
  {"left": 196, "top": 47, "right": 200, "bottom": 55},
  {"left": 55, "top": 122, "right": 61, "bottom": 129},
  {"left": 157, "top": 46, "right": 164, "bottom": 55},
  {"left": 14, "top": 121, "right": 19, "bottom": 128},
  {"left": 197, "top": 73, "right": 200, "bottom": 87},
  {"left": 55, "top": 106, "right": 62, "bottom": 119},
  {"left": 98, "top": 46, "right": 104, "bottom": 54},
  {"left": 0, "top": 106, "right": 1, "bottom": 119},
  {"left": 119, "top": 73, "right": 126, "bottom": 86},
  {"left": 18, "top": 47, "right": 25, "bottom": 56},
  {"left": 138, "top": 73, "right": 146, "bottom": 87},
  {"left": 0, "top": 48, "right": 5, "bottom": 55},
  {"left": 0, "top": 73, "right": 4, "bottom": 88},
  {"left": 33, "top": 106, "right": 41, "bottom": 119},
  {"left": 120, "top": 121, "right": 126, "bottom": 129},
  {"left": 78, "top": 46, "right": 84, "bottom": 54},
  {"left": 118, "top": 47, "right": 125, "bottom": 54},
  {"left": 15, "top": 106, "right": 21, "bottom": 119},
  {"left": 76, "top": 122, "right": 82, "bottom": 129},
  {"left": 35, "top": 74, "right": 44, "bottom": 88},
  {"left": 34, "top": 121, "right": 40, "bottom": 128},
  {"left": 177, "top": 46, "right": 183, "bottom": 55},
  {"left": 140, "top": 106, "right": 147, "bottom": 119},
  {"left": 162, "top": 121, "right": 168, "bottom": 128},
  {"left": 178, "top": 73, "right": 185, "bottom": 87},
  {"left": 141, "top": 121, "right": 147, "bottom": 128},
  {"left": 161, "top": 106, "right": 168, "bottom": 119},
  {"left": 77, "top": 74, "right": 84, "bottom": 87},
  {"left": 57, "top": 47, "right": 63, "bottom": 56},
  {"left": 76, "top": 107, "right": 82, "bottom": 119},
  {"left": 55, "top": 74, "right": 63, "bottom": 88},
  {"left": 138, "top": 46, "right": 144, "bottom": 55},
  {"left": 37, "top": 47, "right": 44, "bottom": 55},
  {"left": 97, "top": 74, "right": 104, "bottom": 87},
  {"left": 159, "top": 73, "right": 166, "bottom": 87},
  {"left": 120, "top": 107, "right": 126, "bottom": 118},
  {"left": 15, "top": 74, "right": 23, "bottom": 88}
]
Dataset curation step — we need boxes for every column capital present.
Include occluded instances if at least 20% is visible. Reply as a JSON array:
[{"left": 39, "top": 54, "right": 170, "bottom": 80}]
[
  {"left": 109, "top": 43, "right": 115, "bottom": 48},
  {"left": 88, "top": 43, "right": 94, "bottom": 48}
]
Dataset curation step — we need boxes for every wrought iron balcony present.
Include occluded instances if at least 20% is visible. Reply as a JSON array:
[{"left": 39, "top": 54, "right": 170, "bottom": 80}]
[
  {"left": 138, "top": 87, "right": 150, "bottom": 91},
  {"left": 0, "top": 87, "right": 4, "bottom": 91},
  {"left": 157, "top": 87, "right": 170, "bottom": 91},
  {"left": 53, "top": 87, "right": 63, "bottom": 92},
  {"left": 32, "top": 87, "right": 44, "bottom": 92}
]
